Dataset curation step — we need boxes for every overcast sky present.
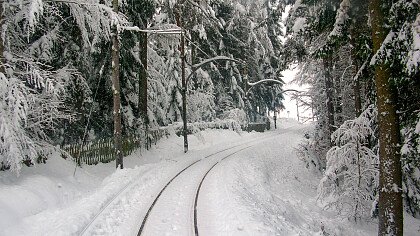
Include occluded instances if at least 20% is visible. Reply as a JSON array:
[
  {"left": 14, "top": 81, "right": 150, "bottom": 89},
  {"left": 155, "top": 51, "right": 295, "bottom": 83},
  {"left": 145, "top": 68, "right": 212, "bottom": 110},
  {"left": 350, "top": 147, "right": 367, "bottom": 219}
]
[{"left": 278, "top": 68, "right": 313, "bottom": 123}]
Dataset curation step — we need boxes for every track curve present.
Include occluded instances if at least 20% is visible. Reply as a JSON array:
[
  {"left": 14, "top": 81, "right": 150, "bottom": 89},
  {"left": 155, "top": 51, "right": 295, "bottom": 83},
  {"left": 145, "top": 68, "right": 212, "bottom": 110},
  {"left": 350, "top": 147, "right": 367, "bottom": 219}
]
[{"left": 137, "top": 130, "right": 290, "bottom": 236}]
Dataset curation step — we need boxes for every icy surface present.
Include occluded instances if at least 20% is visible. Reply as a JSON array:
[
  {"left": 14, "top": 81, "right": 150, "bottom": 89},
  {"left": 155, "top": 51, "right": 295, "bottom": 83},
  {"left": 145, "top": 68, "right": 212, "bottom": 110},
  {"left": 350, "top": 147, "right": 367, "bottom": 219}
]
[{"left": 1, "top": 119, "right": 419, "bottom": 235}]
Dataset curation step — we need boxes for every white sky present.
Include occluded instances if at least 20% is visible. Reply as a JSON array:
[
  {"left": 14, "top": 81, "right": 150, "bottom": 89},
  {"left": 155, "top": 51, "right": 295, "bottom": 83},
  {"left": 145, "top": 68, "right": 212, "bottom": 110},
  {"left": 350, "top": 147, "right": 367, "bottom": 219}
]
[{"left": 279, "top": 67, "right": 312, "bottom": 123}]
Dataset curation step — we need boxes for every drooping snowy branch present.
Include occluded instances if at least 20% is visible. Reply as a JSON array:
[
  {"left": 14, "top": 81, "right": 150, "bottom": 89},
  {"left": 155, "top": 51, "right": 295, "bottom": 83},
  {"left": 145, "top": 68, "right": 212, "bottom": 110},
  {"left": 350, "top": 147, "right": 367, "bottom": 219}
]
[{"left": 328, "top": 0, "right": 350, "bottom": 39}]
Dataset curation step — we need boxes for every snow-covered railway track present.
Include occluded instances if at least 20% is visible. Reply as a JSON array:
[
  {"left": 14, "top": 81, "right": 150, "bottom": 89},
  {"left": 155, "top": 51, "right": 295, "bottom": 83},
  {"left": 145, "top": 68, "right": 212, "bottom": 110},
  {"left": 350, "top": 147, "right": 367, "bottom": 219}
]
[
  {"left": 78, "top": 166, "right": 152, "bottom": 236},
  {"left": 78, "top": 134, "right": 269, "bottom": 236},
  {"left": 136, "top": 145, "right": 252, "bottom": 236},
  {"left": 137, "top": 131, "right": 286, "bottom": 236},
  {"left": 193, "top": 146, "right": 252, "bottom": 236}
]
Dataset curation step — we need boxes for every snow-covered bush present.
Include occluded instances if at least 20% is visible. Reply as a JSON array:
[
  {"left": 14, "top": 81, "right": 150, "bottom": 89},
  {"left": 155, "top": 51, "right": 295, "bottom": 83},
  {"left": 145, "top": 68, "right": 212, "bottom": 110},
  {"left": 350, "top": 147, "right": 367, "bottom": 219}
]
[
  {"left": 296, "top": 119, "right": 330, "bottom": 173},
  {"left": 318, "top": 106, "right": 379, "bottom": 221},
  {"left": 219, "top": 108, "right": 247, "bottom": 127}
]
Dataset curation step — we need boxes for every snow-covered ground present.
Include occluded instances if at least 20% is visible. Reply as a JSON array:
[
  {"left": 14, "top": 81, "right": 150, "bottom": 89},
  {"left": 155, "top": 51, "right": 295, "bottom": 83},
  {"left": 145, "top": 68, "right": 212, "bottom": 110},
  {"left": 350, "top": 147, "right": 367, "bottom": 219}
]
[{"left": 1, "top": 119, "right": 419, "bottom": 235}]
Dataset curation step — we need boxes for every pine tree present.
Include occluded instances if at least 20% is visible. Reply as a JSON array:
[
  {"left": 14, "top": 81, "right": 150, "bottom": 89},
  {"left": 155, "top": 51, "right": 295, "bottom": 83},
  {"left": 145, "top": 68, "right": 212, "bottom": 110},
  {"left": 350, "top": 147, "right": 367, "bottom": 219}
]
[
  {"left": 369, "top": 0, "right": 403, "bottom": 234},
  {"left": 318, "top": 106, "right": 379, "bottom": 220}
]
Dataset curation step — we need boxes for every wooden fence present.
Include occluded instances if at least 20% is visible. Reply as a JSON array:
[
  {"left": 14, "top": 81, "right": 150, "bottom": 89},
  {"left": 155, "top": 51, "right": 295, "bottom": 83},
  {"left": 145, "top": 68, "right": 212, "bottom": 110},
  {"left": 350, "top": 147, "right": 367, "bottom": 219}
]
[
  {"left": 61, "top": 119, "right": 266, "bottom": 165},
  {"left": 62, "top": 128, "right": 170, "bottom": 165}
]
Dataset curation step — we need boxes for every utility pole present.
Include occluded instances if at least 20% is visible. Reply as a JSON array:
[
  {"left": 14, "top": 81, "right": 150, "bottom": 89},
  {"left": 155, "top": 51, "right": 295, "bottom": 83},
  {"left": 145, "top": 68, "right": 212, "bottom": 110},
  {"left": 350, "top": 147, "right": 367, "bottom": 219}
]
[
  {"left": 139, "top": 29, "right": 149, "bottom": 149},
  {"left": 296, "top": 99, "right": 300, "bottom": 122},
  {"left": 112, "top": 0, "right": 123, "bottom": 169},
  {"left": 243, "top": 66, "right": 249, "bottom": 126},
  {"left": 174, "top": 5, "right": 188, "bottom": 153},
  {"left": 273, "top": 110, "right": 277, "bottom": 129},
  {"left": 0, "top": 2, "right": 4, "bottom": 74},
  {"left": 181, "top": 30, "right": 188, "bottom": 153},
  {"left": 311, "top": 100, "right": 315, "bottom": 121}
]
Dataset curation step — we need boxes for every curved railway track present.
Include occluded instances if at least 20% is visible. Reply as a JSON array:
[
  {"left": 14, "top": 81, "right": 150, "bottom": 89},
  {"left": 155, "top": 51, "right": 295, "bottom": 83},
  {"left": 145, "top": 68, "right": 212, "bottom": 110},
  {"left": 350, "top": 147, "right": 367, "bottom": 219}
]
[
  {"left": 136, "top": 146, "right": 255, "bottom": 236},
  {"left": 77, "top": 128, "right": 295, "bottom": 236},
  {"left": 137, "top": 130, "right": 288, "bottom": 236},
  {"left": 78, "top": 131, "right": 275, "bottom": 235},
  {"left": 193, "top": 146, "right": 252, "bottom": 236}
]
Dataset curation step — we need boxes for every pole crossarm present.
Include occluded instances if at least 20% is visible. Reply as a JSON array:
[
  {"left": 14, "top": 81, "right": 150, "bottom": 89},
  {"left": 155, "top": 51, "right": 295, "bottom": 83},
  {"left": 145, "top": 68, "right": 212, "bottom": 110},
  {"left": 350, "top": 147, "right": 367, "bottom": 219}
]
[
  {"left": 247, "top": 78, "right": 284, "bottom": 87},
  {"left": 186, "top": 56, "right": 244, "bottom": 84},
  {"left": 121, "top": 26, "right": 183, "bottom": 34},
  {"left": 280, "top": 89, "right": 302, "bottom": 93},
  {"left": 245, "top": 79, "right": 299, "bottom": 97}
]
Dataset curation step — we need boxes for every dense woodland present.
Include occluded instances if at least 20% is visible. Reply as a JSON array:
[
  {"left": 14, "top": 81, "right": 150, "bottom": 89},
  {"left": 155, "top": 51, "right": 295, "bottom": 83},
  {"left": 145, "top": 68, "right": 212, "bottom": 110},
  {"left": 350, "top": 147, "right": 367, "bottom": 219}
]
[{"left": 0, "top": 0, "right": 419, "bottom": 235}]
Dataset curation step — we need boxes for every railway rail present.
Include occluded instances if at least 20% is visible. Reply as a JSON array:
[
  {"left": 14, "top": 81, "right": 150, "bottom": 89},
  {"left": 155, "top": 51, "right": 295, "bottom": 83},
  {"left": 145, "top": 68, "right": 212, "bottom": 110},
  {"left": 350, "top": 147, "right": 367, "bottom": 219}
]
[
  {"left": 137, "top": 131, "right": 287, "bottom": 236},
  {"left": 78, "top": 129, "right": 291, "bottom": 236}
]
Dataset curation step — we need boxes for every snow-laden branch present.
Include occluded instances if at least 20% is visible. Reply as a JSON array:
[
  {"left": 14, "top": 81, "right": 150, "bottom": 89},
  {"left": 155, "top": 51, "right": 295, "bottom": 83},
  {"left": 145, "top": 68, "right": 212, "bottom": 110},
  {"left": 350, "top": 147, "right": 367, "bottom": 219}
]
[
  {"left": 353, "top": 56, "right": 370, "bottom": 82},
  {"left": 186, "top": 56, "right": 244, "bottom": 84},
  {"left": 328, "top": 0, "right": 350, "bottom": 39},
  {"left": 45, "top": 0, "right": 114, "bottom": 14},
  {"left": 184, "top": 36, "right": 212, "bottom": 59},
  {"left": 185, "top": 0, "right": 222, "bottom": 27},
  {"left": 192, "top": 56, "right": 243, "bottom": 69}
]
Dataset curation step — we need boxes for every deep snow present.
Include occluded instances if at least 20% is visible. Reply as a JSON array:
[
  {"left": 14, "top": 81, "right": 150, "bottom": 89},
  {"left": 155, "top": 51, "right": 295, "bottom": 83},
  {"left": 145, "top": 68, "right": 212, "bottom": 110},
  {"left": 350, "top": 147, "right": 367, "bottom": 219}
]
[{"left": 1, "top": 119, "right": 419, "bottom": 236}]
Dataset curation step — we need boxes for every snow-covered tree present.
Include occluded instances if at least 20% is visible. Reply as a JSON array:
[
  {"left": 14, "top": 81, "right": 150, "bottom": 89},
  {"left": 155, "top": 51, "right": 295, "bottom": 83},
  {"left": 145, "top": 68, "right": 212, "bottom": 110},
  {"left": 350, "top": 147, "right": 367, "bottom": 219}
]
[
  {"left": 318, "top": 106, "right": 378, "bottom": 221},
  {"left": 0, "top": 0, "right": 123, "bottom": 173},
  {"left": 288, "top": 0, "right": 420, "bottom": 229}
]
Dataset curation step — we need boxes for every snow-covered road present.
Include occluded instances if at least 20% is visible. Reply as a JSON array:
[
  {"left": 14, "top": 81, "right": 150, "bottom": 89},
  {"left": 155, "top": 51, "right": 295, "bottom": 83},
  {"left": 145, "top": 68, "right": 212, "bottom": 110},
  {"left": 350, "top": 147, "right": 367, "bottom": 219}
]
[{"left": 1, "top": 119, "right": 419, "bottom": 235}]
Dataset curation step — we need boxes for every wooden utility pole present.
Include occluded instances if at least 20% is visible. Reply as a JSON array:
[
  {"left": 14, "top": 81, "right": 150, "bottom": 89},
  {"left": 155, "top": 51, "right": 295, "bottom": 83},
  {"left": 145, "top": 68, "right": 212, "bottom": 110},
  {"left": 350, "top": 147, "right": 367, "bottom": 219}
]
[
  {"left": 0, "top": 1, "right": 4, "bottom": 74},
  {"left": 181, "top": 30, "right": 188, "bottom": 153},
  {"left": 112, "top": 0, "right": 123, "bottom": 169},
  {"left": 273, "top": 110, "right": 277, "bottom": 129},
  {"left": 296, "top": 99, "right": 300, "bottom": 122},
  {"left": 243, "top": 66, "right": 249, "bottom": 126},
  {"left": 139, "top": 28, "right": 149, "bottom": 149},
  {"left": 369, "top": 0, "right": 403, "bottom": 235},
  {"left": 174, "top": 5, "right": 188, "bottom": 153}
]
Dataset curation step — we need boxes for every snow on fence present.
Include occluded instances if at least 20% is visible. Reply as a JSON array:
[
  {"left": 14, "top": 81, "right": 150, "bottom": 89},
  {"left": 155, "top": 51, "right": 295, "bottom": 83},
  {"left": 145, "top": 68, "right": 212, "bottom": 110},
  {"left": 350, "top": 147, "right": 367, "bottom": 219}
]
[{"left": 61, "top": 119, "right": 249, "bottom": 165}]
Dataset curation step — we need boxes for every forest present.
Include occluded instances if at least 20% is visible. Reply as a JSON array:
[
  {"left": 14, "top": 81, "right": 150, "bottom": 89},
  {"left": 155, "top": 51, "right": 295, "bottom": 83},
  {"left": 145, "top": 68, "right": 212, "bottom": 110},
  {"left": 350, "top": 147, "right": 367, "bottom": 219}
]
[{"left": 0, "top": 0, "right": 419, "bottom": 235}]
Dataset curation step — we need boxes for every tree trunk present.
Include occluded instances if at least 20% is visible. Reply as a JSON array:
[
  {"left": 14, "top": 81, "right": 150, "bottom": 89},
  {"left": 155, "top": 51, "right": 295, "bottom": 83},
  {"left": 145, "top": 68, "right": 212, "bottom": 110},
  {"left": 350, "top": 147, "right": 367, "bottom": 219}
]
[
  {"left": 369, "top": 0, "right": 403, "bottom": 235},
  {"left": 112, "top": 0, "right": 123, "bottom": 169},
  {"left": 349, "top": 0, "right": 367, "bottom": 117},
  {"left": 175, "top": 7, "right": 188, "bottom": 153},
  {"left": 323, "top": 55, "right": 335, "bottom": 143},
  {"left": 353, "top": 65, "right": 362, "bottom": 116},
  {"left": 334, "top": 61, "right": 343, "bottom": 125}
]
